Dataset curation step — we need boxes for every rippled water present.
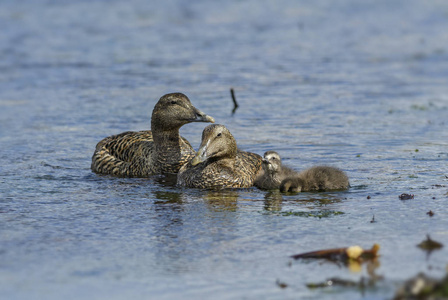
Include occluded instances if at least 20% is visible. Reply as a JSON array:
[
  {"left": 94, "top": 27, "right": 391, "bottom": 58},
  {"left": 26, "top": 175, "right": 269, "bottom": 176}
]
[{"left": 1, "top": 0, "right": 448, "bottom": 299}]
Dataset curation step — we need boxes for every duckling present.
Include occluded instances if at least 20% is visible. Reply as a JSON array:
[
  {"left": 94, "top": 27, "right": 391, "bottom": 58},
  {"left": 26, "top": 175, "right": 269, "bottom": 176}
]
[
  {"left": 254, "top": 151, "right": 349, "bottom": 192},
  {"left": 280, "top": 166, "right": 350, "bottom": 192},
  {"left": 91, "top": 93, "right": 214, "bottom": 177},
  {"left": 177, "top": 124, "right": 262, "bottom": 189},
  {"left": 254, "top": 151, "right": 298, "bottom": 190}
]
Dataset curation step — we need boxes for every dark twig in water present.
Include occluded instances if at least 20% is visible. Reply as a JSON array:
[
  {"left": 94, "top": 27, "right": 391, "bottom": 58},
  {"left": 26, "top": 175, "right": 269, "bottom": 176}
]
[
  {"left": 307, "top": 277, "right": 365, "bottom": 289},
  {"left": 276, "top": 279, "right": 288, "bottom": 289},
  {"left": 291, "top": 244, "right": 380, "bottom": 263},
  {"left": 399, "top": 193, "right": 414, "bottom": 200},
  {"left": 230, "top": 88, "right": 239, "bottom": 114}
]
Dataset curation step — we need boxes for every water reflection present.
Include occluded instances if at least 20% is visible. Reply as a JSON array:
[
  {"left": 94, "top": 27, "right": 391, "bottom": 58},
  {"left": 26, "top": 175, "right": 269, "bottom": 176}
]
[
  {"left": 149, "top": 186, "right": 244, "bottom": 275},
  {"left": 153, "top": 174, "right": 178, "bottom": 188},
  {"left": 203, "top": 190, "right": 239, "bottom": 211},
  {"left": 150, "top": 189, "right": 188, "bottom": 274},
  {"left": 153, "top": 190, "right": 183, "bottom": 205},
  {"left": 264, "top": 191, "right": 283, "bottom": 212},
  {"left": 263, "top": 191, "right": 346, "bottom": 212}
]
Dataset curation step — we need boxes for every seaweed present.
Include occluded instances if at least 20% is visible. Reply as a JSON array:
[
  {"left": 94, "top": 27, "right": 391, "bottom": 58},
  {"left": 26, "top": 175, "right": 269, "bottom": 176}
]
[
  {"left": 278, "top": 210, "right": 344, "bottom": 218},
  {"left": 394, "top": 273, "right": 448, "bottom": 299},
  {"left": 417, "top": 235, "right": 443, "bottom": 251},
  {"left": 291, "top": 244, "right": 380, "bottom": 263}
]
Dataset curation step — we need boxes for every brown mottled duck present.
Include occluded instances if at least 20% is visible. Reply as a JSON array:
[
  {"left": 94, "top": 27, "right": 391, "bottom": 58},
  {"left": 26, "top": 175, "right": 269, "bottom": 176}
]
[
  {"left": 254, "top": 151, "right": 349, "bottom": 192},
  {"left": 91, "top": 93, "right": 214, "bottom": 177},
  {"left": 177, "top": 124, "right": 262, "bottom": 189}
]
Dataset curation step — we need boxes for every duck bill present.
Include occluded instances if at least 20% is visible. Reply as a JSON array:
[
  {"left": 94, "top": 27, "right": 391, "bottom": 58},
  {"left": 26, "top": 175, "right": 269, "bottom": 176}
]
[
  {"left": 191, "top": 107, "right": 215, "bottom": 123},
  {"left": 191, "top": 144, "right": 208, "bottom": 166}
]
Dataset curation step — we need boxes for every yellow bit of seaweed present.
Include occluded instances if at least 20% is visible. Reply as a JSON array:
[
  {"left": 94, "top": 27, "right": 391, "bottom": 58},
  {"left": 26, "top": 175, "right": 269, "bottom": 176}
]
[{"left": 346, "top": 245, "right": 363, "bottom": 259}]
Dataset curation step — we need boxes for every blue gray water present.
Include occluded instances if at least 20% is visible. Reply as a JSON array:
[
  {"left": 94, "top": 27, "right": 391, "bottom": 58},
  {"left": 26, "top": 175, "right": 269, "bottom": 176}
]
[{"left": 1, "top": 0, "right": 448, "bottom": 299}]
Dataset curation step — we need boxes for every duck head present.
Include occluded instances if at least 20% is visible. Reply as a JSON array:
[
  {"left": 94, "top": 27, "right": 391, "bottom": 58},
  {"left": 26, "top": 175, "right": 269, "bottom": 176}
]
[
  {"left": 191, "top": 124, "right": 237, "bottom": 166},
  {"left": 262, "top": 151, "right": 282, "bottom": 174},
  {"left": 151, "top": 93, "right": 214, "bottom": 131}
]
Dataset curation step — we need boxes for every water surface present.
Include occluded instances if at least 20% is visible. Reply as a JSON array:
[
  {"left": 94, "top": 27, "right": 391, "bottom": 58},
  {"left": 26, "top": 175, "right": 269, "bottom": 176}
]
[{"left": 1, "top": 0, "right": 448, "bottom": 299}]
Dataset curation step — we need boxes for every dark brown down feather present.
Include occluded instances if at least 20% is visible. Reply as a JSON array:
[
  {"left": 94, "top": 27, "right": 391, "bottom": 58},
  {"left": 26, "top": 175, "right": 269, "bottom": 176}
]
[
  {"left": 254, "top": 151, "right": 349, "bottom": 192},
  {"left": 281, "top": 166, "right": 350, "bottom": 192},
  {"left": 254, "top": 151, "right": 297, "bottom": 190}
]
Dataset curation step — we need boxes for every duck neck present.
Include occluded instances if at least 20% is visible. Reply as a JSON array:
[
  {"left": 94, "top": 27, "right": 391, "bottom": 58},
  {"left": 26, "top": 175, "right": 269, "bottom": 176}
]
[
  {"left": 152, "top": 126, "right": 182, "bottom": 155},
  {"left": 152, "top": 125, "right": 185, "bottom": 173},
  {"left": 269, "top": 170, "right": 282, "bottom": 184}
]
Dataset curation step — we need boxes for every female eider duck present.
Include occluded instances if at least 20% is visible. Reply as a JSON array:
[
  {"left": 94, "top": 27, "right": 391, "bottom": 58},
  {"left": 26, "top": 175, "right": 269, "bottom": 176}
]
[
  {"left": 254, "top": 151, "right": 349, "bottom": 192},
  {"left": 91, "top": 93, "right": 214, "bottom": 177},
  {"left": 177, "top": 124, "right": 262, "bottom": 189}
]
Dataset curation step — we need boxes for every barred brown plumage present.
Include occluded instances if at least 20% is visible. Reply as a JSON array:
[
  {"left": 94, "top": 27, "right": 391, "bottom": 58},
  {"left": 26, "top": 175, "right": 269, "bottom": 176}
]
[
  {"left": 91, "top": 93, "right": 214, "bottom": 177},
  {"left": 177, "top": 124, "right": 262, "bottom": 189}
]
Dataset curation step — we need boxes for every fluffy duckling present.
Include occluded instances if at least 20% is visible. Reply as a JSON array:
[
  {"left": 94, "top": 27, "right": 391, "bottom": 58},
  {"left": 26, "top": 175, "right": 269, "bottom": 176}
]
[
  {"left": 280, "top": 166, "right": 349, "bottom": 192},
  {"left": 254, "top": 151, "right": 349, "bottom": 192},
  {"left": 177, "top": 124, "right": 262, "bottom": 189},
  {"left": 254, "top": 151, "right": 297, "bottom": 190},
  {"left": 91, "top": 93, "right": 214, "bottom": 177}
]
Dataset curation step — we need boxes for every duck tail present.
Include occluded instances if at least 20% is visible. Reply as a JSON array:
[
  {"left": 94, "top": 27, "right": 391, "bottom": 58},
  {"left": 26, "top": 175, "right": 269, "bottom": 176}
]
[{"left": 91, "top": 141, "right": 131, "bottom": 177}]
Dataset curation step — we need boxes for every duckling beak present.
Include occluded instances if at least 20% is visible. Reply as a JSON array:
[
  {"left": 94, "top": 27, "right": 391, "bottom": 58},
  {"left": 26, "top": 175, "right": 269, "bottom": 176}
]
[
  {"left": 191, "top": 108, "right": 215, "bottom": 123},
  {"left": 262, "top": 158, "right": 269, "bottom": 165},
  {"left": 190, "top": 145, "right": 208, "bottom": 166}
]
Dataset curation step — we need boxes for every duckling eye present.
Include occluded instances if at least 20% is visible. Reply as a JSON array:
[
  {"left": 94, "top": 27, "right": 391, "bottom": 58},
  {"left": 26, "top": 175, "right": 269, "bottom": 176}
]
[
  {"left": 271, "top": 157, "right": 276, "bottom": 160},
  {"left": 170, "top": 100, "right": 177, "bottom": 105},
  {"left": 217, "top": 133, "right": 222, "bottom": 137}
]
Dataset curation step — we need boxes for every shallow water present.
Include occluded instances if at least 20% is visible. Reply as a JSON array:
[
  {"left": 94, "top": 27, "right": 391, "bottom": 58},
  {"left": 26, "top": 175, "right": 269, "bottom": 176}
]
[{"left": 1, "top": 0, "right": 448, "bottom": 299}]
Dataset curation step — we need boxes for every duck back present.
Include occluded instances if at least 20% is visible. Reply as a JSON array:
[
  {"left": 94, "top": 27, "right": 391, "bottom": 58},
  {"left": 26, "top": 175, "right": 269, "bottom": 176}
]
[
  {"left": 281, "top": 166, "right": 349, "bottom": 192},
  {"left": 91, "top": 130, "right": 196, "bottom": 177},
  {"left": 299, "top": 166, "right": 349, "bottom": 191}
]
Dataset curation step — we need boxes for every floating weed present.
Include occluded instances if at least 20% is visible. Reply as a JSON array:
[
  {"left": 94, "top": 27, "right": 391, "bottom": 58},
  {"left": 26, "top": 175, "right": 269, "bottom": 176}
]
[
  {"left": 417, "top": 234, "right": 443, "bottom": 251},
  {"left": 296, "top": 197, "right": 342, "bottom": 207},
  {"left": 411, "top": 104, "right": 428, "bottom": 111},
  {"left": 264, "top": 210, "right": 345, "bottom": 218}
]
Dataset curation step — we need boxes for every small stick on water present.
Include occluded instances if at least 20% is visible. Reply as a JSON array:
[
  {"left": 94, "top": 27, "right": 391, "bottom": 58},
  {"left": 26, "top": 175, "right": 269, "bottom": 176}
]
[{"left": 230, "top": 88, "right": 239, "bottom": 114}]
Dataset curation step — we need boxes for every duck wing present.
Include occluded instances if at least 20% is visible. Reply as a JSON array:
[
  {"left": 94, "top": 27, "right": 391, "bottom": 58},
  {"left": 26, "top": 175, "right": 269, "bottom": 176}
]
[
  {"left": 91, "top": 130, "right": 156, "bottom": 177},
  {"left": 233, "top": 150, "right": 263, "bottom": 187}
]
